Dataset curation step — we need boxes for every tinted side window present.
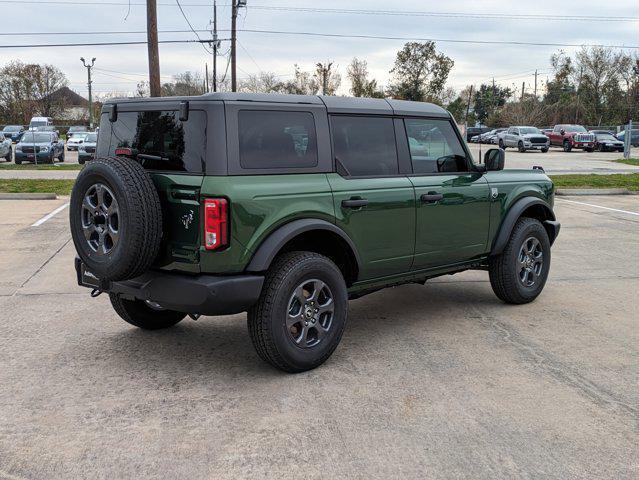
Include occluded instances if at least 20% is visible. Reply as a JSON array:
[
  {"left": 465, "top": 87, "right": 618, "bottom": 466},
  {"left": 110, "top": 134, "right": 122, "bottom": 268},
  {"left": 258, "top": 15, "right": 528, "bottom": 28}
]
[
  {"left": 238, "top": 110, "right": 318, "bottom": 169},
  {"left": 404, "top": 118, "right": 469, "bottom": 174},
  {"left": 331, "top": 116, "right": 398, "bottom": 177},
  {"left": 100, "top": 110, "right": 206, "bottom": 173}
]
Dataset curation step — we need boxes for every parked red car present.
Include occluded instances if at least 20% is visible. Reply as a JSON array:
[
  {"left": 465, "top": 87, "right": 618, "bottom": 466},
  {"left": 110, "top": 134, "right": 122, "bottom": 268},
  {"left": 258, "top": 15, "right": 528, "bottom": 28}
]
[{"left": 548, "top": 125, "right": 596, "bottom": 152}]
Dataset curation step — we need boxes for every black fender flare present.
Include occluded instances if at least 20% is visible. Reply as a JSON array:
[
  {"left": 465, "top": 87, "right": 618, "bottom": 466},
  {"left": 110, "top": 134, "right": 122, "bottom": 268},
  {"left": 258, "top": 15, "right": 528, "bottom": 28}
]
[
  {"left": 491, "top": 197, "right": 558, "bottom": 256},
  {"left": 246, "top": 218, "right": 362, "bottom": 273}
]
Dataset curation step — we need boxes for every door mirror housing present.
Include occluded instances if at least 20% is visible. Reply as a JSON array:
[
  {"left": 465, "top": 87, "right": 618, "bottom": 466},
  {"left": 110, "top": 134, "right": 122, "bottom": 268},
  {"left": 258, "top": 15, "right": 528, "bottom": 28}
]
[
  {"left": 559, "top": 129, "right": 565, "bottom": 136},
  {"left": 484, "top": 148, "right": 505, "bottom": 171}
]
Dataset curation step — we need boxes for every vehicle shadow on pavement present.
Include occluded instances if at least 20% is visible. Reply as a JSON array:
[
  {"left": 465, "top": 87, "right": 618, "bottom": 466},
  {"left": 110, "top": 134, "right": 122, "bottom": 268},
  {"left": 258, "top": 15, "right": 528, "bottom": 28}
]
[{"left": 87, "top": 280, "right": 503, "bottom": 379}]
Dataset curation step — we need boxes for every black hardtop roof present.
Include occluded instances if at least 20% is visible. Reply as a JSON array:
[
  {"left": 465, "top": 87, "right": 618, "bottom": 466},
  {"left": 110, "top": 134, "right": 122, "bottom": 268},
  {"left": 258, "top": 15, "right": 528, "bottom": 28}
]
[{"left": 104, "top": 92, "right": 450, "bottom": 117}]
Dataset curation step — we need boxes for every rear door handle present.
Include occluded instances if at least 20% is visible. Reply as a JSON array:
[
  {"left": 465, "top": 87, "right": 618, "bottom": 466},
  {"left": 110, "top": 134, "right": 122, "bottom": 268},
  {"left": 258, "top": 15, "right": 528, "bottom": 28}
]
[
  {"left": 341, "top": 198, "right": 369, "bottom": 209},
  {"left": 420, "top": 193, "right": 444, "bottom": 203}
]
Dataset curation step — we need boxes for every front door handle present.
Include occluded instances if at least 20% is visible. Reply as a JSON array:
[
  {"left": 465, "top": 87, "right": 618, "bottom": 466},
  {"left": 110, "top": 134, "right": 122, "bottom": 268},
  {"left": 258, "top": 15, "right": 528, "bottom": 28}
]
[
  {"left": 420, "top": 192, "right": 444, "bottom": 203},
  {"left": 342, "top": 198, "right": 369, "bottom": 209}
]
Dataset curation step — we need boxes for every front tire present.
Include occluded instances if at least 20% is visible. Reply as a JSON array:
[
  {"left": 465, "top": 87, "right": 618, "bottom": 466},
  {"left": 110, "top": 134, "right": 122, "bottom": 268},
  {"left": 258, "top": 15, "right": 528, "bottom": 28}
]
[
  {"left": 518, "top": 141, "right": 526, "bottom": 153},
  {"left": 489, "top": 217, "right": 551, "bottom": 305},
  {"left": 499, "top": 139, "right": 506, "bottom": 149},
  {"left": 563, "top": 140, "right": 572, "bottom": 152},
  {"left": 247, "top": 251, "right": 348, "bottom": 373}
]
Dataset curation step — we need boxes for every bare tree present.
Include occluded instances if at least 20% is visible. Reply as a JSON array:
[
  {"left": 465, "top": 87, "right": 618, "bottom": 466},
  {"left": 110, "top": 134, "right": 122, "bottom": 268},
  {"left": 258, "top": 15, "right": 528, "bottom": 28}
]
[
  {"left": 0, "top": 61, "right": 69, "bottom": 124},
  {"left": 314, "top": 62, "right": 341, "bottom": 95},
  {"left": 347, "top": 58, "right": 384, "bottom": 98},
  {"left": 239, "top": 72, "right": 283, "bottom": 93}
]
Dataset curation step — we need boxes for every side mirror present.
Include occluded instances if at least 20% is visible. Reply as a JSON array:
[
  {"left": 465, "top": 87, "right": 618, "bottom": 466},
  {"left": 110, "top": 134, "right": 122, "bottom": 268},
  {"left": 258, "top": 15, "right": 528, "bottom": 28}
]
[
  {"left": 484, "top": 148, "right": 505, "bottom": 171},
  {"left": 559, "top": 129, "right": 565, "bottom": 135}
]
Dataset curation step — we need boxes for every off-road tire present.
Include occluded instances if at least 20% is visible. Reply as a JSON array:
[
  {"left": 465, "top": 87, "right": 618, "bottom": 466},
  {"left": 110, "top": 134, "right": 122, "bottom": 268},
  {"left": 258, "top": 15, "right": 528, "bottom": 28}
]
[
  {"left": 247, "top": 251, "right": 349, "bottom": 373},
  {"left": 70, "top": 156, "right": 163, "bottom": 282},
  {"left": 489, "top": 217, "right": 551, "bottom": 305},
  {"left": 563, "top": 140, "right": 572, "bottom": 152},
  {"left": 109, "top": 293, "right": 185, "bottom": 330}
]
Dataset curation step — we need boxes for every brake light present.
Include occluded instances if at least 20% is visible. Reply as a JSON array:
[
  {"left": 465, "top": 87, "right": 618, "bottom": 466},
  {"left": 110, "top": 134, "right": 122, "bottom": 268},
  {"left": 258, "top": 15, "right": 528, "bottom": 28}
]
[{"left": 203, "top": 198, "right": 228, "bottom": 250}]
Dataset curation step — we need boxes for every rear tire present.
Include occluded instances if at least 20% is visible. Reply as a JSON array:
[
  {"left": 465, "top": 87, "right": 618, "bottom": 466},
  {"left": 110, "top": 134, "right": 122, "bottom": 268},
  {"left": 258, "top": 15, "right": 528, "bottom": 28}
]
[
  {"left": 247, "top": 251, "right": 348, "bottom": 373},
  {"left": 110, "top": 293, "right": 185, "bottom": 330},
  {"left": 489, "top": 217, "right": 551, "bottom": 305}
]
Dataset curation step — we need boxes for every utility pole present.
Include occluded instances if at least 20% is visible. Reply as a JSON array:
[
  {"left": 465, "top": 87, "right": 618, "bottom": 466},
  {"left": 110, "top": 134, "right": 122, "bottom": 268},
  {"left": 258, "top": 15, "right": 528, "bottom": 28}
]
[
  {"left": 80, "top": 57, "right": 95, "bottom": 129},
  {"left": 205, "top": 63, "right": 209, "bottom": 92},
  {"left": 231, "top": 0, "right": 247, "bottom": 92},
  {"left": 212, "top": 0, "right": 218, "bottom": 92},
  {"left": 521, "top": 81, "right": 525, "bottom": 102},
  {"left": 464, "top": 85, "right": 474, "bottom": 125},
  {"left": 534, "top": 69, "right": 538, "bottom": 98},
  {"left": 146, "top": 0, "right": 161, "bottom": 97}
]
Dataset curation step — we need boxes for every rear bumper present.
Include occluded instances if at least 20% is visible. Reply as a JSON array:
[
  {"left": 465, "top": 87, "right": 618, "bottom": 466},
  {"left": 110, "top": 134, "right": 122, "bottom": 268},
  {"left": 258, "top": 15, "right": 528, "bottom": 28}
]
[{"left": 75, "top": 257, "right": 264, "bottom": 316}]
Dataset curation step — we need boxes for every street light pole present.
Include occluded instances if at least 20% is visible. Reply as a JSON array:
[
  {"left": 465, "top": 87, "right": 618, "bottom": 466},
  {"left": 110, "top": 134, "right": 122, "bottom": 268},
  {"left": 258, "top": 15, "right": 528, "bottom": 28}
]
[{"left": 80, "top": 57, "right": 96, "bottom": 129}]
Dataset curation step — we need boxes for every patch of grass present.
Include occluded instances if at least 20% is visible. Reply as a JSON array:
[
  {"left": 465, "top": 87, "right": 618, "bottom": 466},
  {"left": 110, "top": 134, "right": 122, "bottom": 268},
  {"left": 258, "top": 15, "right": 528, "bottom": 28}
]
[
  {"left": 614, "top": 158, "right": 639, "bottom": 166},
  {"left": 0, "top": 179, "right": 75, "bottom": 195},
  {"left": 0, "top": 163, "right": 83, "bottom": 170},
  {"left": 550, "top": 174, "right": 639, "bottom": 191}
]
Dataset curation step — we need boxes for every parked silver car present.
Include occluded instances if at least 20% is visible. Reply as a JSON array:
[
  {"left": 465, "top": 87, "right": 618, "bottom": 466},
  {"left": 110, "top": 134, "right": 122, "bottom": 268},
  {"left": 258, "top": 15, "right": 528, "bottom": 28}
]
[
  {"left": 0, "top": 138, "right": 11, "bottom": 162},
  {"left": 498, "top": 126, "right": 549, "bottom": 153},
  {"left": 78, "top": 132, "right": 97, "bottom": 164}
]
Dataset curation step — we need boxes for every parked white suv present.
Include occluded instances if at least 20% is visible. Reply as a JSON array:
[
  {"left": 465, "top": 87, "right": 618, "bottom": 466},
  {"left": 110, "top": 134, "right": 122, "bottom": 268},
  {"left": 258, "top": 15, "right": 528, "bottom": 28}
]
[{"left": 498, "top": 126, "right": 549, "bottom": 153}]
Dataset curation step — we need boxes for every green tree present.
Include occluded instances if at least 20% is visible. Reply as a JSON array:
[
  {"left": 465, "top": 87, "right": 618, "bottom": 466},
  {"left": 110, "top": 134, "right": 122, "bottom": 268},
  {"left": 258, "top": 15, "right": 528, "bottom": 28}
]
[
  {"left": 387, "top": 42, "right": 454, "bottom": 102},
  {"left": 473, "top": 84, "right": 511, "bottom": 124}
]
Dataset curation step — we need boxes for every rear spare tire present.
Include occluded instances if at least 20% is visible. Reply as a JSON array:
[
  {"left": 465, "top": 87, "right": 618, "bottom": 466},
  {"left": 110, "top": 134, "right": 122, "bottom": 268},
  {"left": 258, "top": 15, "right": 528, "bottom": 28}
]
[{"left": 69, "top": 156, "right": 162, "bottom": 282}]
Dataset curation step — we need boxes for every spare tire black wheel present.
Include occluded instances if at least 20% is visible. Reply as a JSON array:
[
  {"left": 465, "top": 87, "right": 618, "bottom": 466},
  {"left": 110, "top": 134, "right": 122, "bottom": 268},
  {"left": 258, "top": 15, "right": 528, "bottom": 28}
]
[{"left": 69, "top": 156, "right": 163, "bottom": 282}]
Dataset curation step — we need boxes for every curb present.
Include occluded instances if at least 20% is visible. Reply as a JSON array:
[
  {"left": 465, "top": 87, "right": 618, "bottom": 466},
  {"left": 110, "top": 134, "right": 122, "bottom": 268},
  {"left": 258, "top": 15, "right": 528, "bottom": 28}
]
[
  {"left": 0, "top": 193, "right": 58, "bottom": 200},
  {"left": 556, "top": 188, "right": 632, "bottom": 196}
]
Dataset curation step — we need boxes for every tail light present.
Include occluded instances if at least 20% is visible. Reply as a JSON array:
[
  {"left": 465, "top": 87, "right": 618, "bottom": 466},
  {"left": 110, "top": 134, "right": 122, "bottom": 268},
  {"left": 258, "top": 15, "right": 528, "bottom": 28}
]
[{"left": 203, "top": 198, "right": 228, "bottom": 250}]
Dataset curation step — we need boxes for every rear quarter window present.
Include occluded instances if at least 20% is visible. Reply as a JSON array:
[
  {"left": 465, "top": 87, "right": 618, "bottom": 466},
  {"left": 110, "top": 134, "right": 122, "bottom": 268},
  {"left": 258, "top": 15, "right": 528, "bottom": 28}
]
[
  {"left": 238, "top": 110, "right": 318, "bottom": 169},
  {"left": 97, "top": 109, "right": 206, "bottom": 173}
]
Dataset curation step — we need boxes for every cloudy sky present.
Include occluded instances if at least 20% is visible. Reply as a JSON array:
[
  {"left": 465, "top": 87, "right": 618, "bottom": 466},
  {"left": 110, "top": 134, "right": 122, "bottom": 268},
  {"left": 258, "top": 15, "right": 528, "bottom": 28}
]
[{"left": 1, "top": 0, "right": 638, "bottom": 99}]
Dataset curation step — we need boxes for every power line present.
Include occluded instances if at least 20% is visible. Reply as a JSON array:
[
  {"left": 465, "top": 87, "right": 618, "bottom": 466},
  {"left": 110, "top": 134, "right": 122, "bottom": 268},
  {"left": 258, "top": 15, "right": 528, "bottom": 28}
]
[
  {"left": 1, "top": 29, "right": 637, "bottom": 51},
  {"left": 1, "top": 1, "right": 638, "bottom": 22},
  {"left": 0, "top": 39, "right": 200, "bottom": 49},
  {"left": 175, "top": 0, "right": 213, "bottom": 54},
  {"left": 228, "top": 28, "right": 639, "bottom": 50}
]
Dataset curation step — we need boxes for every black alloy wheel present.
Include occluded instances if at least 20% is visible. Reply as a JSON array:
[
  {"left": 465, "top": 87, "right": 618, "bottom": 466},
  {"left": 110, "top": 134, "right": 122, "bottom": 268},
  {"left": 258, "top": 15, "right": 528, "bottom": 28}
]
[{"left": 81, "top": 183, "right": 120, "bottom": 256}]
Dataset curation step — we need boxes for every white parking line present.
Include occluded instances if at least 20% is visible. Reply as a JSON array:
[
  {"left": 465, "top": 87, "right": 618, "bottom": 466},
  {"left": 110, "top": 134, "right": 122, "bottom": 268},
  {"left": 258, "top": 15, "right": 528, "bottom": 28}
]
[
  {"left": 558, "top": 199, "right": 639, "bottom": 217},
  {"left": 31, "top": 202, "right": 69, "bottom": 227}
]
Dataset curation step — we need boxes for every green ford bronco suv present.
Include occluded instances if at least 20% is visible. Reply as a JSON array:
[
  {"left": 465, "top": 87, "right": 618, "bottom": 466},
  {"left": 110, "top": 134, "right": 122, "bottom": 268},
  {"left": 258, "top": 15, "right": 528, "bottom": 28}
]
[{"left": 70, "top": 93, "right": 560, "bottom": 373}]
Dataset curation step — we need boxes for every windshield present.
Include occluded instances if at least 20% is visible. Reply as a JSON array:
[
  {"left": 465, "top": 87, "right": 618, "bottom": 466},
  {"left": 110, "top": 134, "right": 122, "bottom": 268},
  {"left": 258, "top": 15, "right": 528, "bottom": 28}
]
[
  {"left": 597, "top": 134, "right": 617, "bottom": 141},
  {"left": 3, "top": 126, "right": 21, "bottom": 132},
  {"left": 21, "top": 133, "right": 52, "bottom": 143},
  {"left": 564, "top": 125, "right": 587, "bottom": 133},
  {"left": 519, "top": 127, "right": 541, "bottom": 134},
  {"left": 30, "top": 121, "right": 48, "bottom": 127},
  {"left": 85, "top": 133, "right": 98, "bottom": 142},
  {"left": 70, "top": 133, "right": 88, "bottom": 139},
  {"left": 68, "top": 126, "right": 87, "bottom": 133}
]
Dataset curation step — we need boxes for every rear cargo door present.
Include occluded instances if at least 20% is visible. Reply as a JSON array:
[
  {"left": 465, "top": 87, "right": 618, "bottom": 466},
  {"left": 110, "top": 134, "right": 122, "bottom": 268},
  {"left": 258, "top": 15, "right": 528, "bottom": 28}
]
[{"left": 97, "top": 105, "right": 207, "bottom": 272}]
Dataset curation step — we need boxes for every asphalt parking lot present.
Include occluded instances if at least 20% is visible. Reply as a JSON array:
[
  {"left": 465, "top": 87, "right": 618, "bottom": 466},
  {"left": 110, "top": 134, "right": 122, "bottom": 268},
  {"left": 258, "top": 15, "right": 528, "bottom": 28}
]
[{"left": 0, "top": 195, "right": 638, "bottom": 479}]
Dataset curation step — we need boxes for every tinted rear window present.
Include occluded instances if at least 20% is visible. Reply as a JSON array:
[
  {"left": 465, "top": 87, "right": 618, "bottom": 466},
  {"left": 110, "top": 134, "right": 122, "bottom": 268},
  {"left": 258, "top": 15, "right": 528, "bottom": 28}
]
[
  {"left": 238, "top": 110, "right": 318, "bottom": 169},
  {"left": 98, "top": 110, "right": 206, "bottom": 173},
  {"left": 331, "top": 116, "right": 398, "bottom": 177}
]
